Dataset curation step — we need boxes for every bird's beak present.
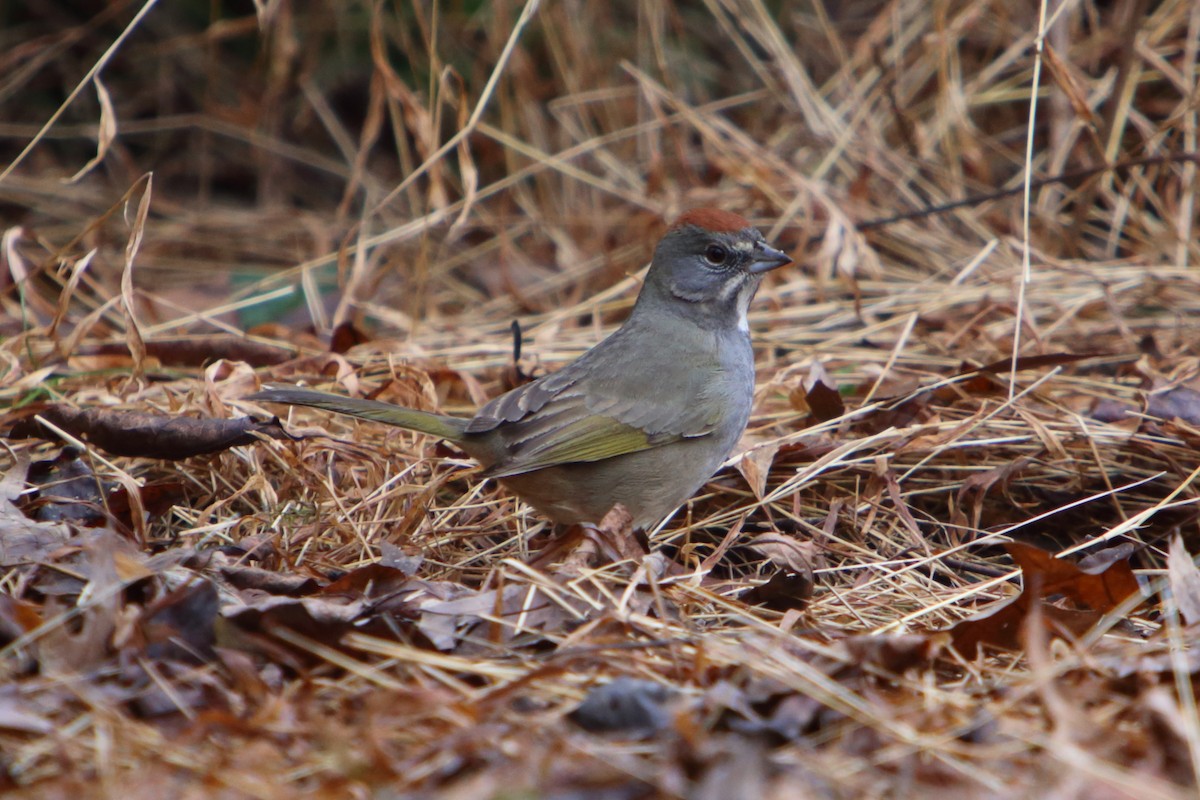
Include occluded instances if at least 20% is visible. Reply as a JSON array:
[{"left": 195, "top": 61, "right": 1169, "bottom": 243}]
[{"left": 748, "top": 243, "right": 793, "bottom": 274}]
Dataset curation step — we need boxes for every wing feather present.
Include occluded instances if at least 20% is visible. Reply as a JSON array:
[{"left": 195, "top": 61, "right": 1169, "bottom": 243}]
[{"left": 467, "top": 324, "right": 731, "bottom": 478}]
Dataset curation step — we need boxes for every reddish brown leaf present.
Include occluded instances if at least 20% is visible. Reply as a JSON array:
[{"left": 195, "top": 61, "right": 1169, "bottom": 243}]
[
  {"left": 1006, "top": 541, "right": 1141, "bottom": 613},
  {"left": 948, "top": 593, "right": 1103, "bottom": 656},
  {"left": 76, "top": 335, "right": 296, "bottom": 367},
  {"left": 742, "top": 570, "right": 813, "bottom": 610},
  {"left": 736, "top": 441, "right": 780, "bottom": 499},
  {"left": 746, "top": 533, "right": 820, "bottom": 576},
  {"left": 220, "top": 562, "right": 319, "bottom": 596},
  {"left": 0, "top": 594, "right": 43, "bottom": 643},
  {"left": 321, "top": 564, "right": 412, "bottom": 598},
  {"left": 804, "top": 378, "right": 844, "bottom": 423},
  {"left": 948, "top": 542, "right": 1142, "bottom": 656},
  {"left": 329, "top": 321, "right": 370, "bottom": 354}
]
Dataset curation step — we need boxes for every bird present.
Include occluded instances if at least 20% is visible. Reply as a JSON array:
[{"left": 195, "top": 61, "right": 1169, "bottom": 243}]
[{"left": 248, "top": 209, "right": 791, "bottom": 529}]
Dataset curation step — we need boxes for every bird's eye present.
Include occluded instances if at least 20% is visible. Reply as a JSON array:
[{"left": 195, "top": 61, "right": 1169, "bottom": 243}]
[{"left": 704, "top": 244, "right": 728, "bottom": 266}]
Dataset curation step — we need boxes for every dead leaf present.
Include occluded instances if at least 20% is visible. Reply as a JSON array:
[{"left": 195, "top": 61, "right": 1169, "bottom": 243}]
[
  {"left": 8, "top": 404, "right": 295, "bottom": 459},
  {"left": 736, "top": 441, "right": 779, "bottom": 500},
  {"left": 1008, "top": 541, "right": 1141, "bottom": 612},
  {"left": 321, "top": 563, "right": 412, "bottom": 598},
  {"left": 792, "top": 361, "right": 845, "bottom": 423},
  {"left": 222, "top": 594, "right": 366, "bottom": 641},
  {"left": 1146, "top": 386, "right": 1200, "bottom": 425},
  {"left": 219, "top": 561, "right": 319, "bottom": 596},
  {"left": 140, "top": 580, "right": 220, "bottom": 662},
  {"left": 0, "top": 594, "right": 42, "bottom": 643},
  {"left": 948, "top": 542, "right": 1143, "bottom": 656},
  {"left": 742, "top": 571, "right": 813, "bottom": 610},
  {"left": 120, "top": 174, "right": 152, "bottom": 377},
  {"left": 1167, "top": 535, "right": 1200, "bottom": 625},
  {"left": 554, "top": 504, "right": 646, "bottom": 574},
  {"left": 567, "top": 677, "right": 676, "bottom": 734},
  {"left": 966, "top": 352, "right": 1103, "bottom": 377},
  {"left": 25, "top": 448, "right": 109, "bottom": 525},
  {"left": 73, "top": 335, "right": 296, "bottom": 367},
  {"left": 747, "top": 533, "right": 820, "bottom": 575},
  {"left": 416, "top": 583, "right": 568, "bottom": 651},
  {"left": 38, "top": 530, "right": 125, "bottom": 673},
  {"left": 0, "top": 456, "right": 73, "bottom": 566},
  {"left": 64, "top": 77, "right": 116, "bottom": 183},
  {"left": 0, "top": 696, "right": 54, "bottom": 735}
]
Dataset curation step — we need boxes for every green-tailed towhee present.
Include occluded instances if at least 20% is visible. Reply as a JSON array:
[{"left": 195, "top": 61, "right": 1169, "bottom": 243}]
[{"left": 249, "top": 209, "right": 791, "bottom": 528}]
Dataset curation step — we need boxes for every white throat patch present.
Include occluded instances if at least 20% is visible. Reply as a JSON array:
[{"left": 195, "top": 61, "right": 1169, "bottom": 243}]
[{"left": 735, "top": 279, "right": 757, "bottom": 332}]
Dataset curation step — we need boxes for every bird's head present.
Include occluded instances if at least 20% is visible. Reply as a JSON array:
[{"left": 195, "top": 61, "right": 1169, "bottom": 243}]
[{"left": 640, "top": 208, "right": 792, "bottom": 331}]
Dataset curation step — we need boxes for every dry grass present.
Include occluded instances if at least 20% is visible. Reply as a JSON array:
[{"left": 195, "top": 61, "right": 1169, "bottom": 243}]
[{"left": 3, "top": 0, "right": 1200, "bottom": 797}]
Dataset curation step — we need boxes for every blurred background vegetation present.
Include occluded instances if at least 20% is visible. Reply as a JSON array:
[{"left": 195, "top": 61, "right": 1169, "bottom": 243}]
[{"left": 1, "top": 0, "right": 1196, "bottom": 353}]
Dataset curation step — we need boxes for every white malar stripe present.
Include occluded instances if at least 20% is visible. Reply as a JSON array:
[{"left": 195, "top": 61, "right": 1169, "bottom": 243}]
[{"left": 736, "top": 283, "right": 753, "bottom": 332}]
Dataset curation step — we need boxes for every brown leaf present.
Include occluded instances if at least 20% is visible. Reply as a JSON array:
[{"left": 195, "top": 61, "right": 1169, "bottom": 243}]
[
  {"left": 736, "top": 441, "right": 779, "bottom": 500},
  {"left": 120, "top": 174, "right": 152, "bottom": 377},
  {"left": 804, "top": 377, "right": 844, "bottom": 423},
  {"left": 140, "top": 579, "right": 219, "bottom": 662},
  {"left": 956, "top": 456, "right": 1033, "bottom": 504},
  {"left": 742, "top": 570, "right": 813, "bottom": 610},
  {"left": 222, "top": 594, "right": 366, "bottom": 642},
  {"left": 0, "top": 594, "right": 43, "bottom": 643},
  {"left": 321, "top": 563, "right": 412, "bottom": 598},
  {"left": 63, "top": 77, "right": 116, "bottom": 183},
  {"left": 747, "top": 533, "right": 820, "bottom": 575},
  {"left": 948, "top": 593, "right": 1103, "bottom": 656},
  {"left": 948, "top": 542, "right": 1143, "bottom": 656},
  {"left": 75, "top": 335, "right": 296, "bottom": 367},
  {"left": 25, "top": 449, "right": 108, "bottom": 525},
  {"left": 552, "top": 504, "right": 647, "bottom": 573},
  {"left": 38, "top": 530, "right": 124, "bottom": 672},
  {"left": 1007, "top": 541, "right": 1141, "bottom": 613},
  {"left": 330, "top": 321, "right": 370, "bottom": 354},
  {"left": 8, "top": 404, "right": 294, "bottom": 459},
  {"left": 220, "top": 562, "right": 319, "bottom": 596}
]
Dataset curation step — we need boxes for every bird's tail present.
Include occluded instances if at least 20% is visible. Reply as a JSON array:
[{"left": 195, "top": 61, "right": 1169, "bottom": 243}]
[{"left": 248, "top": 386, "right": 471, "bottom": 442}]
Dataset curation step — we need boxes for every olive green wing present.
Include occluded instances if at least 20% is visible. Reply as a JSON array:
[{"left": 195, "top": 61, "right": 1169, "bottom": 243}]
[{"left": 467, "top": 360, "right": 718, "bottom": 480}]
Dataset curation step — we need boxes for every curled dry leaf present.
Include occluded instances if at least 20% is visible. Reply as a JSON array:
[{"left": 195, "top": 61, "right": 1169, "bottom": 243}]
[
  {"left": 73, "top": 335, "right": 296, "bottom": 367},
  {"left": 8, "top": 404, "right": 294, "bottom": 459},
  {"left": 747, "top": 533, "right": 821, "bottom": 576},
  {"left": 742, "top": 533, "right": 822, "bottom": 610},
  {"left": 736, "top": 441, "right": 779, "bottom": 500}
]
